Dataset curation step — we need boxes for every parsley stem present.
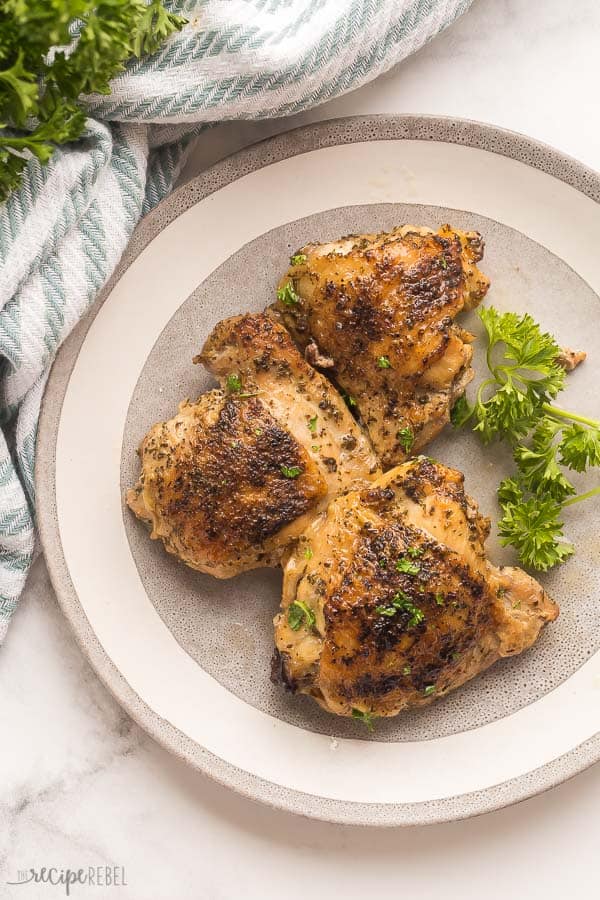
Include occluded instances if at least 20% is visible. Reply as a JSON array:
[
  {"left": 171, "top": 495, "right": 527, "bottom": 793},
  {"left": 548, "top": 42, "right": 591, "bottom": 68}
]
[
  {"left": 562, "top": 485, "right": 600, "bottom": 507},
  {"left": 476, "top": 377, "right": 496, "bottom": 408},
  {"left": 543, "top": 404, "right": 600, "bottom": 429}
]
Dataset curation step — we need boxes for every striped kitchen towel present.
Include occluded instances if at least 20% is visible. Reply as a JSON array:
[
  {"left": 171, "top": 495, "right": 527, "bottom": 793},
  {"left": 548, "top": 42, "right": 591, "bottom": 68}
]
[{"left": 0, "top": 0, "right": 473, "bottom": 641}]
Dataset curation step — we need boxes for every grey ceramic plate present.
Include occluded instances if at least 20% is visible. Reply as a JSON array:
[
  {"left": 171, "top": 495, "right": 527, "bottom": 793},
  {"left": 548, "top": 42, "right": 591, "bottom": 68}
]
[{"left": 37, "top": 116, "right": 600, "bottom": 826}]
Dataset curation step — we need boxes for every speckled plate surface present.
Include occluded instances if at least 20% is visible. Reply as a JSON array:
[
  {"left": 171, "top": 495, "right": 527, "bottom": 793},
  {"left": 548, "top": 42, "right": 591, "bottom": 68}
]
[{"left": 37, "top": 116, "right": 600, "bottom": 826}]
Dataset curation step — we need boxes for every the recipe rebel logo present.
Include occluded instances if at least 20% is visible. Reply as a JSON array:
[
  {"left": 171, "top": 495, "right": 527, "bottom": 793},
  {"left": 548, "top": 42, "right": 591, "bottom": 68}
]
[{"left": 7, "top": 866, "right": 127, "bottom": 895}]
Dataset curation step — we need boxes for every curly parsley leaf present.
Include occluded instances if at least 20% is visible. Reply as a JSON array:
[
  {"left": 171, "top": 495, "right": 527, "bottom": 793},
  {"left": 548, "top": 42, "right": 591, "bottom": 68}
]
[
  {"left": 454, "top": 307, "right": 599, "bottom": 570},
  {"left": 559, "top": 422, "right": 600, "bottom": 472},
  {"left": 0, "top": 0, "right": 187, "bottom": 202},
  {"left": 474, "top": 308, "right": 566, "bottom": 443},
  {"left": 497, "top": 486, "right": 574, "bottom": 571},
  {"left": 513, "top": 418, "right": 576, "bottom": 502}
]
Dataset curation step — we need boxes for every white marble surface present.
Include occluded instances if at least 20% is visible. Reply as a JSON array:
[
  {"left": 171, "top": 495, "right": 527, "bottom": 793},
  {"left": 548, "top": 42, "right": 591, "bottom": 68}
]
[{"left": 2, "top": 1, "right": 600, "bottom": 897}]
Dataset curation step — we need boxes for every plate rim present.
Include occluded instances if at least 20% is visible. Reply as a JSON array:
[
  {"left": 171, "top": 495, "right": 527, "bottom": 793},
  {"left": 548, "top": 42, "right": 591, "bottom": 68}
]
[{"left": 36, "top": 114, "right": 600, "bottom": 826}]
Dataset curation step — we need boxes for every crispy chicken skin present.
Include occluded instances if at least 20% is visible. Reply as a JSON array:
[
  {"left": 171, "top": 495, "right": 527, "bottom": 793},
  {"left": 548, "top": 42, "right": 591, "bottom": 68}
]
[
  {"left": 127, "top": 314, "right": 379, "bottom": 578},
  {"left": 273, "top": 458, "right": 558, "bottom": 719},
  {"left": 271, "top": 225, "right": 490, "bottom": 467}
]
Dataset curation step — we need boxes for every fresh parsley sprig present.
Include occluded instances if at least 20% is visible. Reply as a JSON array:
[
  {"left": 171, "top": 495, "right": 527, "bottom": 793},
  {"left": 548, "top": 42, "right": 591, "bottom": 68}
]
[
  {"left": 0, "top": 0, "right": 187, "bottom": 202},
  {"left": 453, "top": 307, "right": 600, "bottom": 571}
]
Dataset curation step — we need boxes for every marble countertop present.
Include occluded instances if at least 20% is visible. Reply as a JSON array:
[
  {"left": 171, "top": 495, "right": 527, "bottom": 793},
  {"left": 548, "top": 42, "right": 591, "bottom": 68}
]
[{"left": 2, "top": 1, "right": 600, "bottom": 897}]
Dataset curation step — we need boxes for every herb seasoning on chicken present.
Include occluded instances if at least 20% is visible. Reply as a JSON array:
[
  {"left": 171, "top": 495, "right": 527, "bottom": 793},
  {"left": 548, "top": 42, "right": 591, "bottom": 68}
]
[
  {"left": 126, "top": 314, "right": 380, "bottom": 577},
  {"left": 271, "top": 225, "right": 490, "bottom": 466},
  {"left": 273, "top": 457, "right": 558, "bottom": 719}
]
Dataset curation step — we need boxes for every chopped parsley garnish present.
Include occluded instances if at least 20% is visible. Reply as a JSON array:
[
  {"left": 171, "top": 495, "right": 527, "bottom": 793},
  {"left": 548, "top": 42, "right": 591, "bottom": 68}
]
[
  {"left": 440, "top": 256, "right": 448, "bottom": 270},
  {"left": 377, "top": 355, "right": 392, "bottom": 369},
  {"left": 376, "top": 592, "right": 424, "bottom": 627},
  {"left": 254, "top": 428, "right": 263, "bottom": 436},
  {"left": 397, "top": 426, "right": 415, "bottom": 454},
  {"left": 226, "top": 373, "right": 242, "bottom": 393},
  {"left": 290, "top": 253, "right": 308, "bottom": 266},
  {"left": 452, "top": 306, "right": 600, "bottom": 570},
  {"left": 281, "top": 464, "right": 302, "bottom": 478},
  {"left": 376, "top": 605, "right": 398, "bottom": 618},
  {"left": 435, "top": 593, "right": 445, "bottom": 606},
  {"left": 308, "top": 415, "right": 318, "bottom": 434},
  {"left": 311, "top": 445, "right": 320, "bottom": 452},
  {"left": 277, "top": 281, "right": 299, "bottom": 306},
  {"left": 424, "top": 685, "right": 436, "bottom": 696},
  {"left": 342, "top": 391, "right": 358, "bottom": 408},
  {"left": 403, "top": 664, "right": 412, "bottom": 675},
  {"left": 304, "top": 546, "right": 313, "bottom": 560},
  {"left": 406, "top": 546, "right": 423, "bottom": 559},
  {"left": 351, "top": 708, "right": 376, "bottom": 732},
  {"left": 396, "top": 557, "right": 420, "bottom": 575},
  {"left": 287, "top": 601, "right": 316, "bottom": 631}
]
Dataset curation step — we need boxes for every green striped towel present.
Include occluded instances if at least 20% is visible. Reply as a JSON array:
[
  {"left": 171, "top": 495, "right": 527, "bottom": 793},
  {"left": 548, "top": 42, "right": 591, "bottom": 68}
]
[{"left": 0, "top": 0, "right": 473, "bottom": 640}]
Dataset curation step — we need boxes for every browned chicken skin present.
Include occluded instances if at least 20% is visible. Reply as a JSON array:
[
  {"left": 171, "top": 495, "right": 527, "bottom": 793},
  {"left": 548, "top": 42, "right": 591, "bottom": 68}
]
[
  {"left": 272, "top": 225, "right": 490, "bottom": 467},
  {"left": 273, "top": 458, "right": 558, "bottom": 719},
  {"left": 127, "top": 314, "right": 379, "bottom": 578}
]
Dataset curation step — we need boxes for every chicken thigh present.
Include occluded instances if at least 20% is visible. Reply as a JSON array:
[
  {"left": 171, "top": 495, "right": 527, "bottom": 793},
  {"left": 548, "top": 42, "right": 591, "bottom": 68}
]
[
  {"left": 127, "top": 314, "right": 379, "bottom": 578},
  {"left": 272, "top": 457, "right": 558, "bottom": 719},
  {"left": 272, "top": 225, "right": 490, "bottom": 467}
]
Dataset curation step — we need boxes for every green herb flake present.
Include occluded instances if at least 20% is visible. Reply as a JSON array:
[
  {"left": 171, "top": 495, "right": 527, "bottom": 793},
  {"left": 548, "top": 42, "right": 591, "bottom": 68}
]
[
  {"left": 440, "top": 256, "right": 448, "bottom": 270},
  {"left": 307, "top": 415, "right": 318, "bottom": 434},
  {"left": 290, "top": 253, "right": 308, "bottom": 266},
  {"left": 406, "top": 546, "right": 423, "bottom": 559},
  {"left": 277, "top": 281, "right": 300, "bottom": 307},
  {"left": 287, "top": 601, "right": 316, "bottom": 631},
  {"left": 254, "top": 428, "right": 263, "bottom": 436},
  {"left": 424, "top": 684, "right": 436, "bottom": 696},
  {"left": 375, "top": 605, "right": 398, "bottom": 617},
  {"left": 377, "top": 355, "right": 392, "bottom": 369},
  {"left": 226, "top": 373, "right": 242, "bottom": 393},
  {"left": 304, "top": 546, "right": 313, "bottom": 560},
  {"left": 403, "top": 664, "right": 412, "bottom": 676},
  {"left": 396, "top": 557, "right": 421, "bottom": 575},
  {"left": 311, "top": 445, "right": 321, "bottom": 452},
  {"left": 351, "top": 708, "right": 376, "bottom": 732},
  {"left": 280, "top": 464, "right": 302, "bottom": 479},
  {"left": 435, "top": 593, "right": 445, "bottom": 606},
  {"left": 377, "top": 592, "right": 424, "bottom": 628},
  {"left": 397, "top": 426, "right": 415, "bottom": 454}
]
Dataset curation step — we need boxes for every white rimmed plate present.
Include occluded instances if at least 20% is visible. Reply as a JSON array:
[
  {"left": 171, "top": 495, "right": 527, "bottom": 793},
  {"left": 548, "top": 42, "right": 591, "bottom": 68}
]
[{"left": 37, "top": 116, "right": 600, "bottom": 826}]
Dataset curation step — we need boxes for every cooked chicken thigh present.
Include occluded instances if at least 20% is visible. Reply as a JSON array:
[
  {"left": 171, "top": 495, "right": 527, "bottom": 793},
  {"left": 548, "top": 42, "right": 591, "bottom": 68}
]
[
  {"left": 272, "top": 457, "right": 558, "bottom": 719},
  {"left": 127, "top": 314, "right": 379, "bottom": 578},
  {"left": 272, "top": 225, "right": 490, "bottom": 467}
]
